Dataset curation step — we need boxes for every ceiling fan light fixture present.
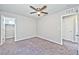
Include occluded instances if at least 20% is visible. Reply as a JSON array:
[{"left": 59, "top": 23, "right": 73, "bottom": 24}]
[
  {"left": 37, "top": 12, "right": 41, "bottom": 14},
  {"left": 30, "top": 5, "right": 48, "bottom": 16}
]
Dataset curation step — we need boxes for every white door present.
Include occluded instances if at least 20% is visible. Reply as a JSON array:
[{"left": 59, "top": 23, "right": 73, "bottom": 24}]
[
  {"left": 62, "top": 15, "right": 77, "bottom": 42},
  {"left": 1, "top": 16, "right": 5, "bottom": 44}
]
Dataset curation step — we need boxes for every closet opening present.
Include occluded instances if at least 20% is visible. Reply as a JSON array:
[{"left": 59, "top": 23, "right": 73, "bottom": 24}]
[{"left": 1, "top": 16, "right": 16, "bottom": 44}]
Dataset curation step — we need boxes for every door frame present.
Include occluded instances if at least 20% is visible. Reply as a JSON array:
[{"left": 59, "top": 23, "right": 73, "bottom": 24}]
[
  {"left": 0, "top": 15, "right": 5, "bottom": 45},
  {"left": 0, "top": 15, "right": 16, "bottom": 45},
  {"left": 61, "top": 13, "right": 78, "bottom": 45}
]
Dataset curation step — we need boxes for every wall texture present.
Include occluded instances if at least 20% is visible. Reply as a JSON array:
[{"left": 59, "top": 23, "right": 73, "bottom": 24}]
[
  {"left": 15, "top": 14, "right": 36, "bottom": 41},
  {"left": 38, "top": 11, "right": 64, "bottom": 44}
]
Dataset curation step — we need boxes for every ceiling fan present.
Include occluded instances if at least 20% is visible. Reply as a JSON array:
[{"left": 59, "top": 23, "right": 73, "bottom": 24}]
[{"left": 30, "top": 5, "right": 48, "bottom": 16}]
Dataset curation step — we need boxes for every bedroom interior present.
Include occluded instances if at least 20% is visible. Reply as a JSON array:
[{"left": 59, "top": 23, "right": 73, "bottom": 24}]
[{"left": 0, "top": 4, "right": 79, "bottom": 55}]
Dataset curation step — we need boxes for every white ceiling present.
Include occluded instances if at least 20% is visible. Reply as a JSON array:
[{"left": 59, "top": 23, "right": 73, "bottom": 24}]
[{"left": 0, "top": 4, "right": 79, "bottom": 19}]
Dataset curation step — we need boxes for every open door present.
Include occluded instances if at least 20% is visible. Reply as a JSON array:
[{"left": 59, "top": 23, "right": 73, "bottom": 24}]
[
  {"left": 61, "top": 14, "right": 78, "bottom": 43},
  {"left": 61, "top": 14, "right": 79, "bottom": 55},
  {"left": 0, "top": 15, "right": 16, "bottom": 45}
]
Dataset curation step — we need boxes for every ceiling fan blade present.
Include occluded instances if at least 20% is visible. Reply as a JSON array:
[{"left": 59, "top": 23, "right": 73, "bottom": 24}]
[
  {"left": 30, "top": 12, "right": 36, "bottom": 14},
  {"left": 41, "top": 12, "right": 48, "bottom": 14},
  {"left": 40, "top": 6, "right": 47, "bottom": 11},
  {"left": 30, "top": 6, "right": 38, "bottom": 11}
]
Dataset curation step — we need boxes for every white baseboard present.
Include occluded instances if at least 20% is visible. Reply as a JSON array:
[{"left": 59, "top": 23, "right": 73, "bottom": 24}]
[
  {"left": 15, "top": 36, "right": 36, "bottom": 42},
  {"left": 37, "top": 36, "right": 62, "bottom": 45},
  {"left": 15, "top": 35, "right": 62, "bottom": 45},
  {"left": 1, "top": 35, "right": 62, "bottom": 45}
]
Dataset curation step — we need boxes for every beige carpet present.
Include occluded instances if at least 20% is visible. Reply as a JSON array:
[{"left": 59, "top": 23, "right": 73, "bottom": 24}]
[{"left": 0, "top": 37, "right": 78, "bottom": 55}]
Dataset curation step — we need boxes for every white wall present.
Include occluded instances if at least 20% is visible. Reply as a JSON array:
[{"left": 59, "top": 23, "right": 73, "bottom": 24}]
[
  {"left": 38, "top": 11, "right": 64, "bottom": 44},
  {"left": 16, "top": 14, "right": 36, "bottom": 41},
  {"left": 0, "top": 10, "right": 64, "bottom": 45},
  {"left": 0, "top": 11, "right": 36, "bottom": 42}
]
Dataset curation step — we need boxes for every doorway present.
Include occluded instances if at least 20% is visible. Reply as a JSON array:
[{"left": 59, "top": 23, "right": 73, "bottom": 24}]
[
  {"left": 1, "top": 16, "right": 16, "bottom": 44},
  {"left": 61, "top": 14, "right": 79, "bottom": 54},
  {"left": 61, "top": 14, "right": 78, "bottom": 43}
]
